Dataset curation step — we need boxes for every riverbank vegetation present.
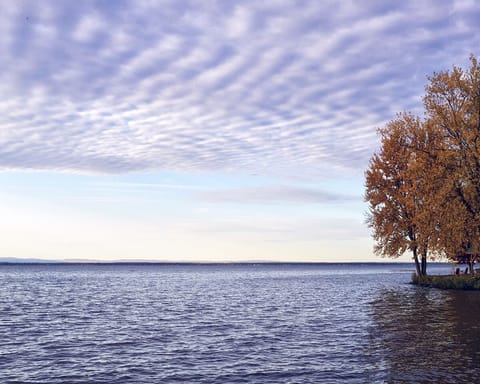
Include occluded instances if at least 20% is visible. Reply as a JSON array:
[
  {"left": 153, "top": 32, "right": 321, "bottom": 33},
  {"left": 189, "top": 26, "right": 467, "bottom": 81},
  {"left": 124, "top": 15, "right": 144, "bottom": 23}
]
[
  {"left": 412, "top": 274, "right": 480, "bottom": 290},
  {"left": 365, "top": 55, "right": 480, "bottom": 278}
]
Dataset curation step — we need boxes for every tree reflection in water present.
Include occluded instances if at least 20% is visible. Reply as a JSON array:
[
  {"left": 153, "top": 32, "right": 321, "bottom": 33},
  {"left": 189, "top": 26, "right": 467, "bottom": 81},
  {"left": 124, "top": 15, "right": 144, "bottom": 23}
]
[{"left": 369, "top": 287, "right": 480, "bottom": 383}]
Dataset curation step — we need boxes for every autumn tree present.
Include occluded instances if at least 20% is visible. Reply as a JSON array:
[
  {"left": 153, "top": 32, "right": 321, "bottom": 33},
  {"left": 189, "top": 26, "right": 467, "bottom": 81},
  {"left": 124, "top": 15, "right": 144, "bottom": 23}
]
[
  {"left": 365, "top": 113, "right": 440, "bottom": 276},
  {"left": 366, "top": 55, "right": 480, "bottom": 275},
  {"left": 423, "top": 54, "right": 480, "bottom": 273}
]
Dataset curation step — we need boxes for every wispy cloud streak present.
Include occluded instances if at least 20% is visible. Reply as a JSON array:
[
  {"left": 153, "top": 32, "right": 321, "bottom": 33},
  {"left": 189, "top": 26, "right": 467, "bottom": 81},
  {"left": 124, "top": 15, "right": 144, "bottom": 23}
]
[{"left": 198, "top": 186, "right": 358, "bottom": 204}]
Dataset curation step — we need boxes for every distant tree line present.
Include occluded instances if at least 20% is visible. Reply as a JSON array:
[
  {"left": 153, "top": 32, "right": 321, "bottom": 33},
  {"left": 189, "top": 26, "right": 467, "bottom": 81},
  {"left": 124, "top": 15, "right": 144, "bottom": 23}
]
[{"left": 365, "top": 55, "right": 480, "bottom": 276}]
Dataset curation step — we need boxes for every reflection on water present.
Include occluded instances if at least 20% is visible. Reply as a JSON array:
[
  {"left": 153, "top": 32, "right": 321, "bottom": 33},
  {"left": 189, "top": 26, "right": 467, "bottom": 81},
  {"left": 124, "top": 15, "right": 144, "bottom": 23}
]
[{"left": 370, "top": 287, "right": 480, "bottom": 383}]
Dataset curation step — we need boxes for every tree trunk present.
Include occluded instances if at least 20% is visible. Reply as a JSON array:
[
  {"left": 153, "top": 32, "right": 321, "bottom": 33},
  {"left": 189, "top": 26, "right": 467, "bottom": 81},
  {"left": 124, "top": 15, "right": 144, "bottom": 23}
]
[
  {"left": 421, "top": 251, "right": 427, "bottom": 276},
  {"left": 413, "top": 247, "right": 422, "bottom": 276}
]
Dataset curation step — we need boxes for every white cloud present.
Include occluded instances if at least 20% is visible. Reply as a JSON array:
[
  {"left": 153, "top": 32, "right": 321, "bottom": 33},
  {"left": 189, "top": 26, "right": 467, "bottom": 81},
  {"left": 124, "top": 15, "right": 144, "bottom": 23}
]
[
  {"left": 120, "top": 34, "right": 184, "bottom": 79},
  {"left": 0, "top": 0, "right": 479, "bottom": 177},
  {"left": 73, "top": 13, "right": 104, "bottom": 42},
  {"left": 225, "top": 6, "right": 252, "bottom": 39},
  {"left": 180, "top": 214, "right": 369, "bottom": 243},
  {"left": 198, "top": 185, "right": 359, "bottom": 204}
]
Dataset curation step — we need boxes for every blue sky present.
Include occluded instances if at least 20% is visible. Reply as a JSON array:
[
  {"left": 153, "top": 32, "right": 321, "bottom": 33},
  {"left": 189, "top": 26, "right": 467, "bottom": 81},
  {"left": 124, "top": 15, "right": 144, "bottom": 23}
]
[{"left": 0, "top": 0, "right": 479, "bottom": 261}]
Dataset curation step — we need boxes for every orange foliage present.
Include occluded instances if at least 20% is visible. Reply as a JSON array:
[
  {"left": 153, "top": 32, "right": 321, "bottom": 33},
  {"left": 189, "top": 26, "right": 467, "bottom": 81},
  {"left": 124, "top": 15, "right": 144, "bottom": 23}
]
[{"left": 365, "top": 55, "right": 480, "bottom": 273}]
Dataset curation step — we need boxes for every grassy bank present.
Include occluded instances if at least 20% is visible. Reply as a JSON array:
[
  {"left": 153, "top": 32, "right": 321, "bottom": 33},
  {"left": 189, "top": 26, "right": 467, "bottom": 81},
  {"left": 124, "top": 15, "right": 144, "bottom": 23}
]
[{"left": 412, "top": 274, "right": 480, "bottom": 290}]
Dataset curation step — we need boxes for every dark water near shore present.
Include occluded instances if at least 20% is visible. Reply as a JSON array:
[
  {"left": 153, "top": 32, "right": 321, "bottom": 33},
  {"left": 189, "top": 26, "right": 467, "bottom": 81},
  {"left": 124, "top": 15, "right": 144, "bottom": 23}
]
[{"left": 1, "top": 262, "right": 480, "bottom": 383}]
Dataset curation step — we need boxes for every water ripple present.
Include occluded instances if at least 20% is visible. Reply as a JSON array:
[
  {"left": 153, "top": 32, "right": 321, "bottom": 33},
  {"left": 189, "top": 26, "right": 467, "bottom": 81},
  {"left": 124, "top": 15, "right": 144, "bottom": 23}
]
[{"left": 0, "top": 263, "right": 479, "bottom": 383}]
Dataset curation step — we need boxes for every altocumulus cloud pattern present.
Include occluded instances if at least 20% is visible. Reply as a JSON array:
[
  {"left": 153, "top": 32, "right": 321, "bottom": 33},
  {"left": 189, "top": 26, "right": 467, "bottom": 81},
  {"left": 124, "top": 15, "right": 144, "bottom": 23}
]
[{"left": 0, "top": 0, "right": 479, "bottom": 176}]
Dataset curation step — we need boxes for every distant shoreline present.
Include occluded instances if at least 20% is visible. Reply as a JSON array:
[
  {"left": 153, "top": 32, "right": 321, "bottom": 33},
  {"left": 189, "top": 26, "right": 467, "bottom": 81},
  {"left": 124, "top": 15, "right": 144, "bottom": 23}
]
[{"left": 0, "top": 259, "right": 443, "bottom": 266}]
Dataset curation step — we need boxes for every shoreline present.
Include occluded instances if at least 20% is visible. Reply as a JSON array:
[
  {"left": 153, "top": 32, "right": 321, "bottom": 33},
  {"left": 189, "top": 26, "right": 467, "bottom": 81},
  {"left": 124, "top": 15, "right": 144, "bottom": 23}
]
[{"left": 412, "top": 274, "right": 480, "bottom": 290}]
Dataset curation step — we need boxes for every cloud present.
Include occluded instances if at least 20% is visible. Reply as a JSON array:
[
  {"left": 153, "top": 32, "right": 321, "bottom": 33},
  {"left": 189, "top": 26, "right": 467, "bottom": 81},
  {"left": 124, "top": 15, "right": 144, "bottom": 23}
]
[
  {"left": 198, "top": 185, "right": 359, "bottom": 204},
  {"left": 177, "top": 215, "right": 369, "bottom": 242},
  {"left": 72, "top": 13, "right": 104, "bottom": 42},
  {"left": 0, "top": 0, "right": 479, "bottom": 177}
]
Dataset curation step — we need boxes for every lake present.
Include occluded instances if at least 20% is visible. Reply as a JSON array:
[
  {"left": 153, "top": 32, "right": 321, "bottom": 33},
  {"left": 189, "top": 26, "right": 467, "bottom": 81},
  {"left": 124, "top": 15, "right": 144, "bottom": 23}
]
[{"left": 1, "top": 262, "right": 479, "bottom": 383}]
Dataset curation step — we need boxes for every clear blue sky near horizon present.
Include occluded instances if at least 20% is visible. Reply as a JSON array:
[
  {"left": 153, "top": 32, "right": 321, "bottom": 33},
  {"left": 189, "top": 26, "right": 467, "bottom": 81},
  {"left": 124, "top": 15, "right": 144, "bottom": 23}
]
[{"left": 1, "top": 1, "right": 479, "bottom": 262}]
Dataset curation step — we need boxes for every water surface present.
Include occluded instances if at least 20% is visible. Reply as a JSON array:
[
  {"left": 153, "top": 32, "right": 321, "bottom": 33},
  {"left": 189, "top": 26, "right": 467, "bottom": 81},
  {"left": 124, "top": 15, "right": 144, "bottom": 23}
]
[{"left": 1, "top": 263, "right": 478, "bottom": 383}]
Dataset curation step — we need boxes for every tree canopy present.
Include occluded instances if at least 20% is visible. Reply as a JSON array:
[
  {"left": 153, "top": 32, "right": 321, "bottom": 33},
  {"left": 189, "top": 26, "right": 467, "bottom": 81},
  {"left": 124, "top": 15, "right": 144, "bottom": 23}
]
[{"left": 365, "top": 55, "right": 480, "bottom": 275}]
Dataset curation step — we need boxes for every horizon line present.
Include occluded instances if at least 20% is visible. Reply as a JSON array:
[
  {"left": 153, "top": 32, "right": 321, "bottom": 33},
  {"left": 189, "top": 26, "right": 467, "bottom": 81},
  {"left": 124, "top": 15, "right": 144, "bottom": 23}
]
[{"left": 0, "top": 257, "right": 434, "bottom": 265}]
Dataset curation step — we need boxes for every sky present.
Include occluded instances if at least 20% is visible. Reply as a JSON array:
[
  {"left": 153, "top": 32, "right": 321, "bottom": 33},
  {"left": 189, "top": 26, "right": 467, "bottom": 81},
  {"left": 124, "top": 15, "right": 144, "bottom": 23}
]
[{"left": 0, "top": 0, "right": 479, "bottom": 262}]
